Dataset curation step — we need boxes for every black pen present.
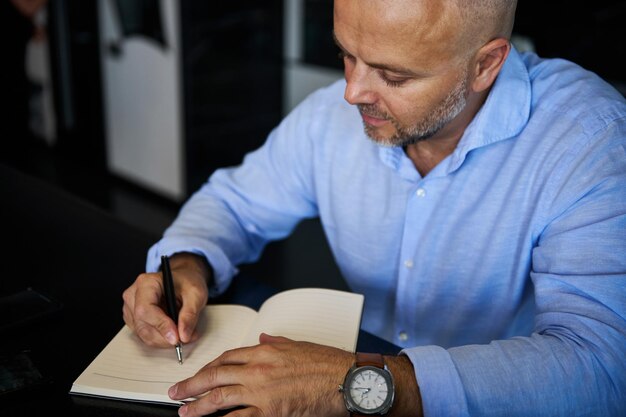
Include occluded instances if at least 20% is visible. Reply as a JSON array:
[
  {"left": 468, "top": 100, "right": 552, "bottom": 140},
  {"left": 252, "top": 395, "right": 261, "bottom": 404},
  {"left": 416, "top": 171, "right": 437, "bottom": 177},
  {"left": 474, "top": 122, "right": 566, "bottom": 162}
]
[{"left": 161, "top": 255, "right": 183, "bottom": 364}]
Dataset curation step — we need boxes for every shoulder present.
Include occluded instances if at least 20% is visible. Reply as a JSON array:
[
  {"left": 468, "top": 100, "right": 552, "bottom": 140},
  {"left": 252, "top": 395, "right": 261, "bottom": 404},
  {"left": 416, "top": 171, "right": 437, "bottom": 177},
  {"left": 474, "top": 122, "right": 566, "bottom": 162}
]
[
  {"left": 515, "top": 54, "right": 626, "bottom": 212},
  {"left": 509, "top": 51, "right": 626, "bottom": 181},
  {"left": 521, "top": 51, "right": 626, "bottom": 136}
]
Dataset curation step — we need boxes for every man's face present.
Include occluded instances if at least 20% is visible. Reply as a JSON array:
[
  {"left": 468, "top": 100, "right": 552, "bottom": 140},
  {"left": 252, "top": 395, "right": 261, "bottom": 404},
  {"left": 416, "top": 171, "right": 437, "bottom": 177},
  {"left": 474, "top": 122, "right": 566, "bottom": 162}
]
[{"left": 334, "top": 0, "right": 472, "bottom": 147}]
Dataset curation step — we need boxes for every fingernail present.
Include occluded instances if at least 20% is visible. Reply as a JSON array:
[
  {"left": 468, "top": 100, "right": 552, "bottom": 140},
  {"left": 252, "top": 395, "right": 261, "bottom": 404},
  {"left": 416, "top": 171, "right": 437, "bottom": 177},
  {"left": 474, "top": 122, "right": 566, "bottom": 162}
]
[
  {"left": 168, "top": 384, "right": 177, "bottom": 397},
  {"left": 166, "top": 331, "right": 177, "bottom": 345}
]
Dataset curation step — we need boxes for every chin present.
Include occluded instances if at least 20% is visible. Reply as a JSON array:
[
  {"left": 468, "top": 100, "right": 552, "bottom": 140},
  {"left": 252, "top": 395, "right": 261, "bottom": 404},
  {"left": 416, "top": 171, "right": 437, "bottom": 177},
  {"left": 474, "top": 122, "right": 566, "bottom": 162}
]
[
  {"left": 364, "top": 125, "right": 400, "bottom": 146},
  {"left": 364, "top": 132, "right": 403, "bottom": 148}
]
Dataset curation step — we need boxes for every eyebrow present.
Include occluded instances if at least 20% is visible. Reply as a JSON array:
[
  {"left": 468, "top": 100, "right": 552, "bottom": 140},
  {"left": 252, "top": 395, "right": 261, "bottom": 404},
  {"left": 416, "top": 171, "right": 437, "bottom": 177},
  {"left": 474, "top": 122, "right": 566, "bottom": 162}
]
[{"left": 332, "top": 30, "right": 419, "bottom": 77}]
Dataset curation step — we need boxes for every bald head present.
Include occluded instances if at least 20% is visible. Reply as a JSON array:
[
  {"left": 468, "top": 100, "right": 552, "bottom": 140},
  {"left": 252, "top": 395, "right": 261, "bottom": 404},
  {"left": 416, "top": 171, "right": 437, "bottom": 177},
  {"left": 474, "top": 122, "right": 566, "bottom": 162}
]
[
  {"left": 409, "top": 0, "right": 518, "bottom": 55},
  {"left": 452, "top": 0, "right": 518, "bottom": 48},
  {"left": 335, "top": 0, "right": 517, "bottom": 60}
]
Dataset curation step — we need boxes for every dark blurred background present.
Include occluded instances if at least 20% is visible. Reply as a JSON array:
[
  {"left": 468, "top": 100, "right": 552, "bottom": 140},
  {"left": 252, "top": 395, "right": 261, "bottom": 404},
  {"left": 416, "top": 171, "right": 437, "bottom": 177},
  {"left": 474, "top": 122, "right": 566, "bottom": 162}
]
[{"left": 1, "top": 0, "right": 625, "bottom": 291}]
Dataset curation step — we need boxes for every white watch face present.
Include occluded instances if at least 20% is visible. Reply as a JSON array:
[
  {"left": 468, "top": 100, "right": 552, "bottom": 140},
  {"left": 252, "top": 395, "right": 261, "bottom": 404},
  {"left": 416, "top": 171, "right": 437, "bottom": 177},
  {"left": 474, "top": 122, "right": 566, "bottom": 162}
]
[{"left": 347, "top": 366, "right": 392, "bottom": 412}]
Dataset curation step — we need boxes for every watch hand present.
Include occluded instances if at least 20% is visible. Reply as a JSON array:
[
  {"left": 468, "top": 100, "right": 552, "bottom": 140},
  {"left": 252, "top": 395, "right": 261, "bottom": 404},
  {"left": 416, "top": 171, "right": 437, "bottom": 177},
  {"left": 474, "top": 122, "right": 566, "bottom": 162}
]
[{"left": 359, "top": 388, "right": 371, "bottom": 399}]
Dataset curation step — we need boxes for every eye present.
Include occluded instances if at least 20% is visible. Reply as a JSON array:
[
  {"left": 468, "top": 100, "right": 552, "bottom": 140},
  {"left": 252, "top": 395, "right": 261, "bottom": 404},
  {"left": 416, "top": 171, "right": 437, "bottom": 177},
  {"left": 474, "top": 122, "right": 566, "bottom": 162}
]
[{"left": 378, "top": 71, "right": 408, "bottom": 88}]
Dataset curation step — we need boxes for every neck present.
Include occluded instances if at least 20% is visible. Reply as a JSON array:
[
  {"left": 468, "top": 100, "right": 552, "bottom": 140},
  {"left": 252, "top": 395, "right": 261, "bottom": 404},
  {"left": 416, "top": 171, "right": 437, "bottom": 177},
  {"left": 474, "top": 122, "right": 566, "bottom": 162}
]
[{"left": 404, "top": 138, "right": 458, "bottom": 177}]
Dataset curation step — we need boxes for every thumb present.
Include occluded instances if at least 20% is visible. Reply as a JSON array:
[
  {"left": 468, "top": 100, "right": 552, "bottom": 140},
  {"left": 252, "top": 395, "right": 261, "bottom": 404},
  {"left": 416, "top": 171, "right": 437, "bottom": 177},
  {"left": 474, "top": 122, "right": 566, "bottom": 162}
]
[{"left": 176, "top": 287, "right": 208, "bottom": 343}]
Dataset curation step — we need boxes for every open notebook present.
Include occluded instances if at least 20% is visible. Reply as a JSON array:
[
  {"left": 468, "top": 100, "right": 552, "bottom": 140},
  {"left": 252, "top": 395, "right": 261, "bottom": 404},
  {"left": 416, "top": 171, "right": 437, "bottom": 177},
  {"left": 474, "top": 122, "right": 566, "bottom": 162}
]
[{"left": 70, "top": 287, "right": 364, "bottom": 405}]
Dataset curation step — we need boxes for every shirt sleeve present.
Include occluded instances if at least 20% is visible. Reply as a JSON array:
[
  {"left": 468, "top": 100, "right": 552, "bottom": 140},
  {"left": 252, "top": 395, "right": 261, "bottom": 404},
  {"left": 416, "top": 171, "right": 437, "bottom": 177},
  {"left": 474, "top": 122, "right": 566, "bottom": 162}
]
[
  {"left": 402, "top": 126, "right": 626, "bottom": 416},
  {"left": 146, "top": 91, "right": 324, "bottom": 295}
]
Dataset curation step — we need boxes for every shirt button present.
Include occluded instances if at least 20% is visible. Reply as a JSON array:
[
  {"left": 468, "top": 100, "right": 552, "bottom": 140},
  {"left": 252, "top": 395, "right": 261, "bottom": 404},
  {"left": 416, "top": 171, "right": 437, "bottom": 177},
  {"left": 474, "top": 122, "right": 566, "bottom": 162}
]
[
  {"left": 404, "top": 259, "right": 414, "bottom": 268},
  {"left": 416, "top": 188, "right": 426, "bottom": 197},
  {"left": 398, "top": 331, "right": 409, "bottom": 342}
]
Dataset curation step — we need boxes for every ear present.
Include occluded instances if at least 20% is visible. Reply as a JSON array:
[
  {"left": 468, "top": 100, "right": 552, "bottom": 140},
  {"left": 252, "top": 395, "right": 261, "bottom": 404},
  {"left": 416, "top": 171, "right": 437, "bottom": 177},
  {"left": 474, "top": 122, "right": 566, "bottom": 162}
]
[{"left": 471, "top": 38, "right": 511, "bottom": 93}]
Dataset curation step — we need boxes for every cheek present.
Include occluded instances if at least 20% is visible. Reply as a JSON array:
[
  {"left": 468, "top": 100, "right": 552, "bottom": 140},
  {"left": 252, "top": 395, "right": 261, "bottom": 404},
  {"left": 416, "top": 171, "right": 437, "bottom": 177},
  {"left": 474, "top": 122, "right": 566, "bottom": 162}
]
[
  {"left": 383, "top": 83, "right": 441, "bottom": 124},
  {"left": 383, "top": 94, "right": 422, "bottom": 125}
]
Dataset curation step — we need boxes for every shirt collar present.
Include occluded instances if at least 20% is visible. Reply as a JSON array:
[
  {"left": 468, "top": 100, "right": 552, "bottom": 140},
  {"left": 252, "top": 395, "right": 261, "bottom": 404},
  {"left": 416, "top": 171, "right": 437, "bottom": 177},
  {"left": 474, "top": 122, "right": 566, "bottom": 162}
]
[{"left": 452, "top": 45, "right": 531, "bottom": 159}]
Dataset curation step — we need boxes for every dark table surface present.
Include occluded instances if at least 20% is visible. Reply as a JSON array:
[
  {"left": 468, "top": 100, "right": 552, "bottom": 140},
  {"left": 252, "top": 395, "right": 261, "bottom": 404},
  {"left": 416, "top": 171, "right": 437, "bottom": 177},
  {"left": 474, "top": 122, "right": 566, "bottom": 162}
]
[{"left": 1, "top": 164, "right": 399, "bottom": 417}]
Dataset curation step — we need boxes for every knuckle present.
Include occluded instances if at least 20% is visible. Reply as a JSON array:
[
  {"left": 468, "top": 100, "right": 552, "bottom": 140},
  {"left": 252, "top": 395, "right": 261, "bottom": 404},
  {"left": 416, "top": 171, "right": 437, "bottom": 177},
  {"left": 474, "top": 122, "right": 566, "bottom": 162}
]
[
  {"left": 134, "top": 324, "right": 159, "bottom": 347},
  {"left": 136, "top": 272, "right": 156, "bottom": 284},
  {"left": 195, "top": 364, "right": 220, "bottom": 385},
  {"left": 134, "top": 329, "right": 152, "bottom": 345},
  {"left": 202, "top": 365, "right": 220, "bottom": 384},
  {"left": 133, "top": 302, "right": 151, "bottom": 319},
  {"left": 217, "top": 348, "right": 237, "bottom": 363},
  {"left": 183, "top": 399, "right": 204, "bottom": 417},
  {"left": 252, "top": 363, "right": 273, "bottom": 377},
  {"left": 256, "top": 343, "right": 279, "bottom": 357},
  {"left": 121, "top": 287, "right": 132, "bottom": 304},
  {"left": 207, "top": 386, "right": 226, "bottom": 405}
]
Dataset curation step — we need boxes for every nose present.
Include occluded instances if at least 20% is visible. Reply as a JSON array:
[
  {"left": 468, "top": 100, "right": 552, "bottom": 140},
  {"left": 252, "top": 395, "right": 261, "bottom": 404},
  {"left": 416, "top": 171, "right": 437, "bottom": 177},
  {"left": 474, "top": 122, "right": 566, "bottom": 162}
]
[{"left": 344, "top": 61, "right": 376, "bottom": 105}]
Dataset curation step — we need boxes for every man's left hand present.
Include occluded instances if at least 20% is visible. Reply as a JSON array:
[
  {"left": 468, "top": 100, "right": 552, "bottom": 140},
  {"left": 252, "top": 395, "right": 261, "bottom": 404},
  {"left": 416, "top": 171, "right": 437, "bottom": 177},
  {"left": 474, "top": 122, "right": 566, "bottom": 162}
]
[{"left": 168, "top": 333, "right": 354, "bottom": 417}]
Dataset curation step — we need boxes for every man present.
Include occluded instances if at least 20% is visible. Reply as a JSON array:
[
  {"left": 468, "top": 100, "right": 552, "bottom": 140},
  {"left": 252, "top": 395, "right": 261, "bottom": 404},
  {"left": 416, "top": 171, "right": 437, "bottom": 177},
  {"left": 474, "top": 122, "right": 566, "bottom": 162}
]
[{"left": 122, "top": 0, "right": 626, "bottom": 416}]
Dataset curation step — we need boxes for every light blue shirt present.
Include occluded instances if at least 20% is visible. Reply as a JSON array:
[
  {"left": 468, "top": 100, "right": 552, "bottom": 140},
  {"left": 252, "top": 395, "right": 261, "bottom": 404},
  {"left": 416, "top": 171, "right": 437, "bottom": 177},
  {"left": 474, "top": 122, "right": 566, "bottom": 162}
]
[{"left": 147, "top": 47, "right": 626, "bottom": 416}]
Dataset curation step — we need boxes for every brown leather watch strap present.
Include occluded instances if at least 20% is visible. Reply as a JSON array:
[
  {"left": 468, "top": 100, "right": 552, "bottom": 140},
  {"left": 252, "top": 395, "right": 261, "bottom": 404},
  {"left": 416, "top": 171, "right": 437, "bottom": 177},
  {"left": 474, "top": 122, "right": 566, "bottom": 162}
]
[{"left": 355, "top": 352, "right": 384, "bottom": 369}]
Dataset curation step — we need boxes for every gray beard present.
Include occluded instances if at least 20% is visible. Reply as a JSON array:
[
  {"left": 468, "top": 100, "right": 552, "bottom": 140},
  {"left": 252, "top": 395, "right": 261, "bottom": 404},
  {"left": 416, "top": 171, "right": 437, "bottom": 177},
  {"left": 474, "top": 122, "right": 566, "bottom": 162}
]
[{"left": 359, "top": 74, "right": 469, "bottom": 148}]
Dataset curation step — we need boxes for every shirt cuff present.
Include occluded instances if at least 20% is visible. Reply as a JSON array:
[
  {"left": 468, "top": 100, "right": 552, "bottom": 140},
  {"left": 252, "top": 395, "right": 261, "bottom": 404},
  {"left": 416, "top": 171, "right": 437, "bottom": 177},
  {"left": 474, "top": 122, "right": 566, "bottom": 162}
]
[
  {"left": 146, "top": 237, "right": 239, "bottom": 297},
  {"left": 401, "top": 345, "right": 470, "bottom": 417}
]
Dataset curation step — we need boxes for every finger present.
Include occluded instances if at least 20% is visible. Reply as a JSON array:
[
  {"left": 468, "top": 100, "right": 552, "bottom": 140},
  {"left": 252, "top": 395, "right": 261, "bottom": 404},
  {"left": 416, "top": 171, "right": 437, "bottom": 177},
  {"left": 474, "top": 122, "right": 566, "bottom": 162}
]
[
  {"left": 177, "top": 385, "right": 248, "bottom": 417},
  {"left": 133, "top": 273, "right": 179, "bottom": 347},
  {"left": 134, "top": 318, "right": 176, "bottom": 348},
  {"left": 170, "top": 364, "right": 245, "bottom": 401},
  {"left": 167, "top": 258, "right": 208, "bottom": 344},
  {"left": 121, "top": 282, "right": 137, "bottom": 311},
  {"left": 122, "top": 302, "right": 134, "bottom": 328},
  {"left": 193, "top": 344, "right": 289, "bottom": 383},
  {"left": 121, "top": 283, "right": 138, "bottom": 326}
]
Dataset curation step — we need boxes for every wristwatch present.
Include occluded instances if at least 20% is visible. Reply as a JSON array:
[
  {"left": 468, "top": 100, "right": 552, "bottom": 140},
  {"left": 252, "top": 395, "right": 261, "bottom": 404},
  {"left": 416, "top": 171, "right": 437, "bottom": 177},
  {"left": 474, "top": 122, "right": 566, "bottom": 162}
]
[{"left": 339, "top": 352, "right": 395, "bottom": 416}]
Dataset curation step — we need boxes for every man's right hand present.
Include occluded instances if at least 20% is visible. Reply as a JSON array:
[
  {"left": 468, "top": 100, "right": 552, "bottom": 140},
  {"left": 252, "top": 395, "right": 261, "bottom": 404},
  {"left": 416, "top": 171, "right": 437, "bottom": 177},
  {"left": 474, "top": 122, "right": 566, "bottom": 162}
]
[{"left": 122, "top": 252, "right": 211, "bottom": 348}]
